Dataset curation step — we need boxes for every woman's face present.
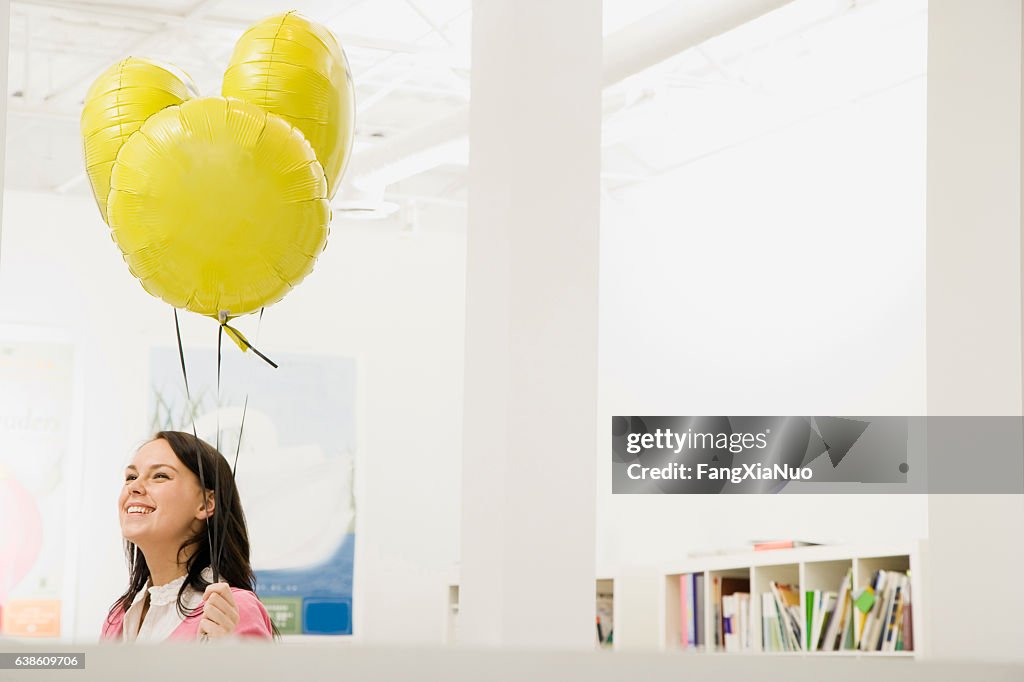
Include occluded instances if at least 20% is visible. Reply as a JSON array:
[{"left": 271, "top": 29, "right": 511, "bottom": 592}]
[{"left": 118, "top": 439, "right": 211, "bottom": 548}]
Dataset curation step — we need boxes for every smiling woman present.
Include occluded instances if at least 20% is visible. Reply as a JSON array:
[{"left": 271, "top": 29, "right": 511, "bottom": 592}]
[{"left": 100, "top": 431, "right": 276, "bottom": 643}]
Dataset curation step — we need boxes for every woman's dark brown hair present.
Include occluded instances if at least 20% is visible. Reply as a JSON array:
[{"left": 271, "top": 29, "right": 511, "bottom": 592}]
[{"left": 106, "top": 430, "right": 279, "bottom": 639}]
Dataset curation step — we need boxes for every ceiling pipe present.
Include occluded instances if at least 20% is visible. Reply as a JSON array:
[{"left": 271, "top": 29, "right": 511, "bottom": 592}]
[
  {"left": 601, "top": 0, "right": 797, "bottom": 87},
  {"left": 348, "top": 0, "right": 797, "bottom": 188}
]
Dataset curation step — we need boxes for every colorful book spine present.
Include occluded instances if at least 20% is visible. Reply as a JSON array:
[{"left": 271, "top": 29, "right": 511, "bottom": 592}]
[{"left": 680, "top": 574, "right": 689, "bottom": 648}]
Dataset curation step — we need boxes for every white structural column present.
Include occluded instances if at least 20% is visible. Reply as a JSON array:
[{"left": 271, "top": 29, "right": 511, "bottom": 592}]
[
  {"left": 926, "top": 0, "right": 1024, "bottom": 660},
  {"left": 459, "top": 0, "right": 602, "bottom": 649}
]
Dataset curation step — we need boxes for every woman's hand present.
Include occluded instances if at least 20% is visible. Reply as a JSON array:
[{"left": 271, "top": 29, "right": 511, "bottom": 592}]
[{"left": 198, "top": 582, "right": 239, "bottom": 640}]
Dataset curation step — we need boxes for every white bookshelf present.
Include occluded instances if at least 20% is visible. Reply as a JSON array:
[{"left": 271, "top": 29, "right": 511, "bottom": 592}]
[{"left": 661, "top": 542, "right": 922, "bottom": 657}]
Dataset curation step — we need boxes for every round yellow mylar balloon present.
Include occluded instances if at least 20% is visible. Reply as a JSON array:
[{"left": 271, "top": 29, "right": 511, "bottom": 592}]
[
  {"left": 106, "top": 97, "right": 330, "bottom": 318},
  {"left": 81, "top": 58, "right": 194, "bottom": 222},
  {"left": 222, "top": 12, "right": 355, "bottom": 200}
]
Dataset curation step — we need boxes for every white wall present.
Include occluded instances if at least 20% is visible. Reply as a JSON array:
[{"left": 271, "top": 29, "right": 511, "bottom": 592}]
[
  {"left": 596, "top": 71, "right": 929, "bottom": 575},
  {"left": 0, "top": 189, "right": 466, "bottom": 644}
]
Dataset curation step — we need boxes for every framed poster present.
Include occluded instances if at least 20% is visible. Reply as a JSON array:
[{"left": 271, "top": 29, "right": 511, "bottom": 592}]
[
  {"left": 0, "top": 325, "right": 82, "bottom": 640},
  {"left": 149, "top": 346, "right": 356, "bottom": 635}
]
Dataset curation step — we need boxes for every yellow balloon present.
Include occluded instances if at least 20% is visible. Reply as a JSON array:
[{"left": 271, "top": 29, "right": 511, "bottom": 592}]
[
  {"left": 81, "top": 58, "right": 194, "bottom": 222},
  {"left": 223, "top": 12, "right": 355, "bottom": 200},
  {"left": 106, "top": 97, "right": 330, "bottom": 318}
]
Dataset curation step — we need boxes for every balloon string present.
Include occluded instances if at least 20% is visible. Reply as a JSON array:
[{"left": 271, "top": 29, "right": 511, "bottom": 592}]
[
  {"left": 173, "top": 310, "right": 215, "bottom": 587},
  {"left": 215, "top": 307, "right": 264, "bottom": 573},
  {"left": 222, "top": 322, "right": 278, "bottom": 369},
  {"left": 213, "top": 325, "right": 223, "bottom": 584}
]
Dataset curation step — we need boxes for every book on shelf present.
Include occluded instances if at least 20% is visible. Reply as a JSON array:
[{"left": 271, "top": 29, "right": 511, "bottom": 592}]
[
  {"left": 680, "top": 575, "right": 688, "bottom": 647},
  {"left": 792, "top": 568, "right": 914, "bottom": 652},
  {"left": 856, "top": 569, "right": 911, "bottom": 652},
  {"left": 767, "top": 582, "right": 802, "bottom": 651},
  {"left": 722, "top": 592, "right": 751, "bottom": 652},
  {"left": 678, "top": 573, "right": 705, "bottom": 649},
  {"left": 713, "top": 576, "right": 751, "bottom": 651},
  {"left": 762, "top": 593, "right": 780, "bottom": 651},
  {"left": 596, "top": 588, "right": 614, "bottom": 647},
  {"left": 820, "top": 568, "right": 854, "bottom": 651},
  {"left": 805, "top": 590, "right": 838, "bottom": 651}
]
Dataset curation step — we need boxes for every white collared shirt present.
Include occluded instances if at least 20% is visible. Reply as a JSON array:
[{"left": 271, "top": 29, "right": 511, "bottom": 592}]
[{"left": 122, "top": 567, "right": 214, "bottom": 642}]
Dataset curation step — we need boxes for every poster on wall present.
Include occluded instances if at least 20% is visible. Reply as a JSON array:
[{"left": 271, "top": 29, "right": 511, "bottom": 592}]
[
  {"left": 0, "top": 329, "right": 79, "bottom": 639},
  {"left": 149, "top": 347, "right": 356, "bottom": 636}
]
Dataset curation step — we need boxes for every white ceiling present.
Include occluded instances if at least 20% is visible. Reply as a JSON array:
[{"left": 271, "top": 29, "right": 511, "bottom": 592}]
[
  {"left": 3, "top": 0, "right": 928, "bottom": 212},
  {"left": 5, "top": 0, "right": 474, "bottom": 205}
]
